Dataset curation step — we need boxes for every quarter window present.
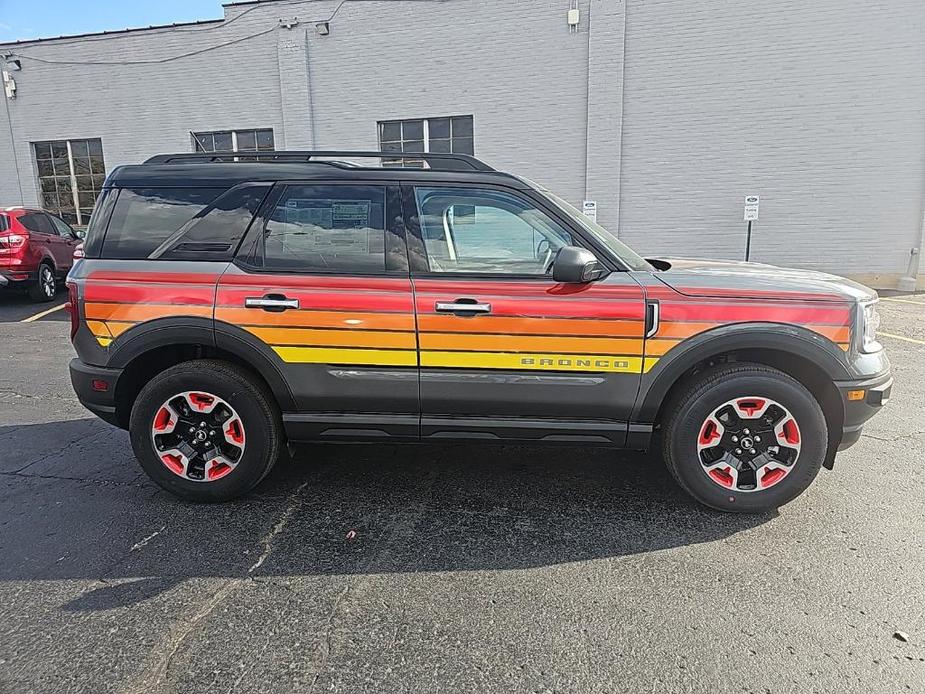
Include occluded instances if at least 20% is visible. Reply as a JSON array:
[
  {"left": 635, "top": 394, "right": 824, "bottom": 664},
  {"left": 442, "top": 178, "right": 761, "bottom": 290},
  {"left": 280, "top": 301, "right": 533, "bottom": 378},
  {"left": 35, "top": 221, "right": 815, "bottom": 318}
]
[
  {"left": 33, "top": 138, "right": 106, "bottom": 226},
  {"left": 193, "top": 129, "right": 275, "bottom": 153},
  {"left": 262, "top": 185, "right": 389, "bottom": 274},
  {"left": 378, "top": 116, "right": 474, "bottom": 168},
  {"left": 413, "top": 187, "right": 574, "bottom": 276}
]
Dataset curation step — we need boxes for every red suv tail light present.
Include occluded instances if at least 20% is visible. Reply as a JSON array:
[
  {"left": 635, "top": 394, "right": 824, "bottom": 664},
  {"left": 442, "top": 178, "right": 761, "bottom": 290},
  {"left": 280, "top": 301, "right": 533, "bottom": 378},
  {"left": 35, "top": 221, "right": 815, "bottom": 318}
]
[
  {"left": 0, "top": 233, "right": 28, "bottom": 254},
  {"left": 66, "top": 282, "right": 79, "bottom": 340}
]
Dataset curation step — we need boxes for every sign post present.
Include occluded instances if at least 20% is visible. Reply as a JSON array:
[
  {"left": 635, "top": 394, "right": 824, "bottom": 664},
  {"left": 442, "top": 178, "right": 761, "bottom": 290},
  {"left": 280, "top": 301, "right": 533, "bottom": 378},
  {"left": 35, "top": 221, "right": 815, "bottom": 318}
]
[{"left": 743, "top": 195, "right": 759, "bottom": 261}]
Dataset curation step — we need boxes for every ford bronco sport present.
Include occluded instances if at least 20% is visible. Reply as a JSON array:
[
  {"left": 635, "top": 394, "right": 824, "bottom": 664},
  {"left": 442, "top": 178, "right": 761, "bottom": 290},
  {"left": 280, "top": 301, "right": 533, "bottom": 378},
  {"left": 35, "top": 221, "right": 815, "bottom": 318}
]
[{"left": 66, "top": 151, "right": 891, "bottom": 512}]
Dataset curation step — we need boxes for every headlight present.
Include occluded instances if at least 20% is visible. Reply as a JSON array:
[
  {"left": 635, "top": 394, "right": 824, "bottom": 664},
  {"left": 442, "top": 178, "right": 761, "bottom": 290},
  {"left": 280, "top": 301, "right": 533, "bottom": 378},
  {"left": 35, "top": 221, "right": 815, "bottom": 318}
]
[{"left": 859, "top": 301, "right": 881, "bottom": 353}]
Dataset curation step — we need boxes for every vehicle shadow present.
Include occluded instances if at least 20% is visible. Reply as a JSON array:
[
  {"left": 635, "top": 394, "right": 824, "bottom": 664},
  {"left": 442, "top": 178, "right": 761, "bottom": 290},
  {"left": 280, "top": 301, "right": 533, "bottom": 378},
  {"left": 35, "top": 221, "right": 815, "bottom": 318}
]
[{"left": 0, "top": 419, "right": 774, "bottom": 611}]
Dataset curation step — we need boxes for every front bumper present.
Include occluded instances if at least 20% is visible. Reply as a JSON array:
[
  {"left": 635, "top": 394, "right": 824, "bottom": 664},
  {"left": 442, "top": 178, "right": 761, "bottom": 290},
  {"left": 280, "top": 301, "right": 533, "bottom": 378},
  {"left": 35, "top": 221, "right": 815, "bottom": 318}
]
[
  {"left": 69, "top": 358, "right": 123, "bottom": 428},
  {"left": 834, "top": 371, "right": 893, "bottom": 451}
]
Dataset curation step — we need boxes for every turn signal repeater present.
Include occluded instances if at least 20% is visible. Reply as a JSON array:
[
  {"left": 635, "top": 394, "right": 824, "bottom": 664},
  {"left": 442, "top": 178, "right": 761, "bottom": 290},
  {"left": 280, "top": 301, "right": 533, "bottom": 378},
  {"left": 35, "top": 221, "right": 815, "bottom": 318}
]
[{"left": 846, "top": 390, "right": 866, "bottom": 402}]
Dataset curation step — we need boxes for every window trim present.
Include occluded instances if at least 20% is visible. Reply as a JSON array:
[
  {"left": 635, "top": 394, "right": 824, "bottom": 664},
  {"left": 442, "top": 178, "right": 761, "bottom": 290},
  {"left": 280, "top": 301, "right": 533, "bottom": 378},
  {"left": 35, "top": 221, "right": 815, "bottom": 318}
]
[
  {"left": 378, "top": 115, "right": 474, "bottom": 166},
  {"left": 191, "top": 128, "right": 275, "bottom": 154},
  {"left": 233, "top": 180, "right": 409, "bottom": 278},
  {"left": 401, "top": 181, "right": 621, "bottom": 280},
  {"left": 32, "top": 137, "right": 105, "bottom": 226}
]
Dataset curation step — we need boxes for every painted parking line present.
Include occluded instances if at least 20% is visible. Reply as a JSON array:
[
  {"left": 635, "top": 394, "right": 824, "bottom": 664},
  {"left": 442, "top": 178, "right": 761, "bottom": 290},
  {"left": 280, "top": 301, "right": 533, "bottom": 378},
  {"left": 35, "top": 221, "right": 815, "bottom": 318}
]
[
  {"left": 878, "top": 331, "right": 925, "bottom": 346},
  {"left": 21, "top": 302, "right": 67, "bottom": 323},
  {"left": 880, "top": 297, "right": 925, "bottom": 306}
]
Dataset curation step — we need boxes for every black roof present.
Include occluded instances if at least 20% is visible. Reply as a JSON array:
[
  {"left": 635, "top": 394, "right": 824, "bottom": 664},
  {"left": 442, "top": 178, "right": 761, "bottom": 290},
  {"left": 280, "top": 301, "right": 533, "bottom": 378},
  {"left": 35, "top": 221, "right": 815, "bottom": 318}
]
[{"left": 107, "top": 151, "right": 527, "bottom": 189}]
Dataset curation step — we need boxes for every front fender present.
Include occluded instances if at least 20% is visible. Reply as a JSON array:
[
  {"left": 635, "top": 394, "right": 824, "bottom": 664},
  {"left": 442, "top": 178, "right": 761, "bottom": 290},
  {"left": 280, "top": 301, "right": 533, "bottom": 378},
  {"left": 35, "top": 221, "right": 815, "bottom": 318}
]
[{"left": 634, "top": 322, "right": 852, "bottom": 423}]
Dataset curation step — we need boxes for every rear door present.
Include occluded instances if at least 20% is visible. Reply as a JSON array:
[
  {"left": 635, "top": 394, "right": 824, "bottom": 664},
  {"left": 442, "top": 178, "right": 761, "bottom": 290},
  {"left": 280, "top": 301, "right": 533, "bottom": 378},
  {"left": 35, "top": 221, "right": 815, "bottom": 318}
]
[
  {"left": 217, "top": 182, "right": 418, "bottom": 440},
  {"left": 404, "top": 183, "right": 648, "bottom": 445},
  {"left": 19, "top": 212, "right": 61, "bottom": 265}
]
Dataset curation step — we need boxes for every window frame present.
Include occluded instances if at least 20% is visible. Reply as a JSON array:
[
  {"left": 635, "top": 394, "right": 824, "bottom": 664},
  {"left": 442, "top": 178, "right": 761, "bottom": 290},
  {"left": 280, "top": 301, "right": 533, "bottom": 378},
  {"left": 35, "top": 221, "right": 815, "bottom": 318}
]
[
  {"left": 401, "top": 181, "right": 618, "bottom": 280},
  {"left": 32, "top": 138, "right": 106, "bottom": 226},
  {"left": 192, "top": 128, "right": 275, "bottom": 154},
  {"left": 234, "top": 181, "right": 410, "bottom": 277},
  {"left": 378, "top": 116, "right": 474, "bottom": 167}
]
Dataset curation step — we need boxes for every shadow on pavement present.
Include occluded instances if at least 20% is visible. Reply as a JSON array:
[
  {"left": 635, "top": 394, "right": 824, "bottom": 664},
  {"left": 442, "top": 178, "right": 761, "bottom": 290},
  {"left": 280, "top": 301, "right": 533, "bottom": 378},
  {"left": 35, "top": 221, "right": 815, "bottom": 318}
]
[{"left": 0, "top": 419, "right": 773, "bottom": 611}]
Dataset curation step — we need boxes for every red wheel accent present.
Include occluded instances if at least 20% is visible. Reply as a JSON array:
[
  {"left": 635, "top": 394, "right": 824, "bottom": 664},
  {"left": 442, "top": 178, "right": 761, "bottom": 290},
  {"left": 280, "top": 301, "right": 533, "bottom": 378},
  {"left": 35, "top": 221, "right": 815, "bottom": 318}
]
[
  {"left": 699, "top": 419, "right": 721, "bottom": 446},
  {"left": 761, "top": 467, "right": 786, "bottom": 488},
  {"left": 188, "top": 393, "right": 215, "bottom": 411},
  {"left": 781, "top": 419, "right": 800, "bottom": 445},
  {"left": 736, "top": 398, "right": 766, "bottom": 417},
  {"left": 708, "top": 467, "right": 735, "bottom": 488},
  {"left": 161, "top": 453, "right": 184, "bottom": 475},
  {"left": 153, "top": 407, "right": 172, "bottom": 432},
  {"left": 225, "top": 419, "right": 244, "bottom": 445},
  {"left": 207, "top": 461, "right": 233, "bottom": 480}
]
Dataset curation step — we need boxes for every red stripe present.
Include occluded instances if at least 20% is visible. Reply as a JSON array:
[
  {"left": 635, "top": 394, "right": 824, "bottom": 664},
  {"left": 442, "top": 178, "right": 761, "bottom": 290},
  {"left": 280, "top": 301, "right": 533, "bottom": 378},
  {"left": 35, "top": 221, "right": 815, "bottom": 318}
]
[
  {"left": 88, "top": 271, "right": 219, "bottom": 285},
  {"left": 659, "top": 302, "right": 851, "bottom": 325},
  {"left": 413, "top": 279, "right": 644, "bottom": 298},
  {"left": 217, "top": 288, "right": 414, "bottom": 312},
  {"left": 220, "top": 274, "right": 412, "bottom": 291},
  {"left": 415, "top": 296, "right": 646, "bottom": 320}
]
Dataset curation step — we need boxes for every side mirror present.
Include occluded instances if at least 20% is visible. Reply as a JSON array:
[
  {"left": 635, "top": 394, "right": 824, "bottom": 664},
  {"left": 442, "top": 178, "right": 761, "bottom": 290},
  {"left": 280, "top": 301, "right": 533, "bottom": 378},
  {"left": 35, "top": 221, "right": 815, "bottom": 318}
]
[
  {"left": 552, "top": 246, "right": 608, "bottom": 283},
  {"left": 74, "top": 229, "right": 87, "bottom": 240}
]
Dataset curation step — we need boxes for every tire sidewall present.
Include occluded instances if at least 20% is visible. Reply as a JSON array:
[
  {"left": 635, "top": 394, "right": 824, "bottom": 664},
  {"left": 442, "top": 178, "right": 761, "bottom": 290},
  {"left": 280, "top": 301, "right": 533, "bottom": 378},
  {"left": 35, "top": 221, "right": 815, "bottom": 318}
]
[
  {"left": 668, "top": 372, "right": 827, "bottom": 513},
  {"left": 130, "top": 366, "right": 276, "bottom": 502}
]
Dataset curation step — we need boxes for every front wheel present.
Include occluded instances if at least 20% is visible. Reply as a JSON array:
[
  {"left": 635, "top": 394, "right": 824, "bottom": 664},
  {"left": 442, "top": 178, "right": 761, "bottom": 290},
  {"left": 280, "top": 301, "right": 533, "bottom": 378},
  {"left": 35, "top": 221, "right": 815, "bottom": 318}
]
[
  {"left": 662, "top": 363, "right": 827, "bottom": 513},
  {"left": 129, "top": 360, "right": 282, "bottom": 502}
]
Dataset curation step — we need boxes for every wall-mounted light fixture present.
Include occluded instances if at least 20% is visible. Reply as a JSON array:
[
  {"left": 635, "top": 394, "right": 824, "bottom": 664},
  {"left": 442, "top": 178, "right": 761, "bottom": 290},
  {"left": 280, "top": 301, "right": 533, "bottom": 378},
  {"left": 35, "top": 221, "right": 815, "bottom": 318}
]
[
  {"left": 3, "top": 58, "right": 21, "bottom": 71},
  {"left": 315, "top": 21, "right": 330, "bottom": 36}
]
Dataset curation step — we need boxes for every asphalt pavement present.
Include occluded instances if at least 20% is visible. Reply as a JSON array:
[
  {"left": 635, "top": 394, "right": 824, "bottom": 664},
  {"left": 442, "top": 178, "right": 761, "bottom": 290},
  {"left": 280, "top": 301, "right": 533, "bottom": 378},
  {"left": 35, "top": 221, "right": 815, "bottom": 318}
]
[{"left": 0, "top": 292, "right": 923, "bottom": 693}]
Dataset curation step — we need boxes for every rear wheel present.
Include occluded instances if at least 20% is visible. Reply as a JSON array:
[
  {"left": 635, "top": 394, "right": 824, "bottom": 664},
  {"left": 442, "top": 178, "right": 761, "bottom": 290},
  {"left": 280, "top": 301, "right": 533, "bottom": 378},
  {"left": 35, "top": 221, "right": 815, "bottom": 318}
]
[
  {"left": 28, "top": 263, "right": 56, "bottom": 302},
  {"left": 662, "top": 363, "right": 827, "bottom": 513},
  {"left": 129, "top": 360, "right": 282, "bottom": 502}
]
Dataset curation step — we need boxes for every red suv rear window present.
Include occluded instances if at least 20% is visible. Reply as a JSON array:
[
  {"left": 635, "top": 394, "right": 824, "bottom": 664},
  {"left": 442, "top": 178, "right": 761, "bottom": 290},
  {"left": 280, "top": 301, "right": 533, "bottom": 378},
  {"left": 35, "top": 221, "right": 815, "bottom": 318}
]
[{"left": 0, "top": 214, "right": 8, "bottom": 232}]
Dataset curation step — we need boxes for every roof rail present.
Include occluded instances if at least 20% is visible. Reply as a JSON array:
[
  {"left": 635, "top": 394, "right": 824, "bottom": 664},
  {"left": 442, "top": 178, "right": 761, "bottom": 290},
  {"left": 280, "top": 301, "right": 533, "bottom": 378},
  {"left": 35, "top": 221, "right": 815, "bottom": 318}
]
[{"left": 143, "top": 150, "right": 494, "bottom": 172}]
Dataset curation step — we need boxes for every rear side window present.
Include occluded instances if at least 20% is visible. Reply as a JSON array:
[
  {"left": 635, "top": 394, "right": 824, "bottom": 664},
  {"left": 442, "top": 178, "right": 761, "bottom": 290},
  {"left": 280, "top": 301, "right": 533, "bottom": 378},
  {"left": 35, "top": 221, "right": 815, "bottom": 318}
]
[
  {"left": 153, "top": 184, "right": 270, "bottom": 261},
  {"left": 0, "top": 215, "right": 7, "bottom": 232},
  {"left": 82, "top": 188, "right": 117, "bottom": 258},
  {"left": 261, "top": 185, "right": 388, "bottom": 273},
  {"left": 20, "top": 212, "right": 55, "bottom": 234},
  {"left": 102, "top": 188, "right": 224, "bottom": 259}
]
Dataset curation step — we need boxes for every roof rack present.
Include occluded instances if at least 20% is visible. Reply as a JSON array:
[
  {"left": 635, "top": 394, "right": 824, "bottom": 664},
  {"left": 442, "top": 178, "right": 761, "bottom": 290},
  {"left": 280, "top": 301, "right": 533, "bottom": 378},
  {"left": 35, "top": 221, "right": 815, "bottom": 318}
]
[{"left": 143, "top": 150, "right": 495, "bottom": 172}]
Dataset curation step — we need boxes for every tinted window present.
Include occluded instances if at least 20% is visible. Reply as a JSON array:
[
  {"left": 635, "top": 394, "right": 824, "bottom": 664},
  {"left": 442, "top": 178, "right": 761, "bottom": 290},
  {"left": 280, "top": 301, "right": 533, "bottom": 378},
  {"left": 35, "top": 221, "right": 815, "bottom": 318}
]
[
  {"left": 262, "top": 185, "right": 388, "bottom": 273},
  {"left": 413, "top": 187, "right": 573, "bottom": 275},
  {"left": 155, "top": 184, "right": 270, "bottom": 260},
  {"left": 102, "top": 188, "right": 224, "bottom": 259},
  {"left": 0, "top": 215, "right": 7, "bottom": 232},
  {"left": 50, "top": 216, "right": 74, "bottom": 237},
  {"left": 82, "top": 188, "right": 116, "bottom": 258},
  {"left": 20, "top": 212, "right": 55, "bottom": 235}
]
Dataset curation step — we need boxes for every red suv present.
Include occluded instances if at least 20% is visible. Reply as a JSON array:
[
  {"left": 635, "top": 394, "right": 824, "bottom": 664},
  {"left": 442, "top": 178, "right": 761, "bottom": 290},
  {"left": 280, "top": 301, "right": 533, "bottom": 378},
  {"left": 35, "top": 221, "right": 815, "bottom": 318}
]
[{"left": 0, "top": 207, "right": 83, "bottom": 301}]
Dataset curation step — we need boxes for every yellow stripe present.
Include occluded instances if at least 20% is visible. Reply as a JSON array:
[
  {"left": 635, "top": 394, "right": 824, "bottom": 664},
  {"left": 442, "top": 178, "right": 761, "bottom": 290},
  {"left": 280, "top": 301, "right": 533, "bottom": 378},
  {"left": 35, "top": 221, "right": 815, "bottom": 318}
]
[
  {"left": 878, "top": 331, "right": 925, "bottom": 346},
  {"left": 421, "top": 350, "right": 657, "bottom": 374},
  {"left": 96, "top": 336, "right": 113, "bottom": 348},
  {"left": 272, "top": 346, "right": 418, "bottom": 366},
  {"left": 250, "top": 327, "right": 416, "bottom": 350}
]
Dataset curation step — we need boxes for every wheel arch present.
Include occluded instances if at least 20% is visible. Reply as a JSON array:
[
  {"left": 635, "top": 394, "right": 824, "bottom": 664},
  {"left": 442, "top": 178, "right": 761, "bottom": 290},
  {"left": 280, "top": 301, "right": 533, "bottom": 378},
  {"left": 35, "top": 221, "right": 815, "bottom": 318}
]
[
  {"left": 639, "top": 324, "right": 849, "bottom": 466},
  {"left": 109, "top": 317, "right": 296, "bottom": 428}
]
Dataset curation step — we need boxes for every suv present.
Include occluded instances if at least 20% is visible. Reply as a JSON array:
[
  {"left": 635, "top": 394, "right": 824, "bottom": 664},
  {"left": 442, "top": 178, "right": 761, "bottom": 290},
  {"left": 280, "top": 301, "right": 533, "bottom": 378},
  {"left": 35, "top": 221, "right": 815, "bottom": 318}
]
[
  {"left": 1, "top": 207, "right": 83, "bottom": 301},
  {"left": 66, "top": 151, "right": 891, "bottom": 512}
]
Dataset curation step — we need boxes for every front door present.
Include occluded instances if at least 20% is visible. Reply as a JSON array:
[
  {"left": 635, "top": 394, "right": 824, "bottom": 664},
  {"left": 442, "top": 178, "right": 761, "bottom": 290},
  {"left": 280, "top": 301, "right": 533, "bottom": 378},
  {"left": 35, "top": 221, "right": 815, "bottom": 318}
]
[
  {"left": 404, "top": 183, "right": 647, "bottom": 445},
  {"left": 216, "top": 182, "right": 419, "bottom": 440}
]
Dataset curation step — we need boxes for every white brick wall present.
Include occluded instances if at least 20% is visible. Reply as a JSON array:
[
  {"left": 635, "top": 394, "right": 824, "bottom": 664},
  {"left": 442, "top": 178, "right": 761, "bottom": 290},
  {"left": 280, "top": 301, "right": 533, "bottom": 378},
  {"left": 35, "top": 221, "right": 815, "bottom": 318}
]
[{"left": 1, "top": 0, "right": 923, "bottom": 282}]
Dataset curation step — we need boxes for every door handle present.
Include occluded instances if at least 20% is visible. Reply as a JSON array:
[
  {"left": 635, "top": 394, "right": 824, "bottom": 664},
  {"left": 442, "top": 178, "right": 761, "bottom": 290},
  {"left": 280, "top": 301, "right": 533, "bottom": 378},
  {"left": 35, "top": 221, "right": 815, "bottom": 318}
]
[
  {"left": 245, "top": 294, "right": 300, "bottom": 312},
  {"left": 435, "top": 299, "right": 491, "bottom": 314}
]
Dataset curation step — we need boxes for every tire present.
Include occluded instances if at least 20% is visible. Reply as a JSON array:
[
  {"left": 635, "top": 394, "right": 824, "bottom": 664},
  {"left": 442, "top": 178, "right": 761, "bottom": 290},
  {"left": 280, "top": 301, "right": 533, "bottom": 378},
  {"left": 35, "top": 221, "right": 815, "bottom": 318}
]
[
  {"left": 129, "top": 359, "right": 282, "bottom": 502},
  {"left": 28, "top": 263, "right": 57, "bottom": 302},
  {"left": 662, "top": 363, "right": 827, "bottom": 513}
]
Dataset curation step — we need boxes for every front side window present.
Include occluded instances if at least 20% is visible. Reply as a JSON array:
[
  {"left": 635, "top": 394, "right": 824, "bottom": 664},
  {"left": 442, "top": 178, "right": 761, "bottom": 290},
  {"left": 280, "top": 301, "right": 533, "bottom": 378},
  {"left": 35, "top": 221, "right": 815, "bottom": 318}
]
[
  {"left": 33, "top": 138, "right": 106, "bottom": 226},
  {"left": 50, "top": 215, "right": 74, "bottom": 237},
  {"left": 193, "top": 129, "right": 274, "bottom": 153},
  {"left": 414, "top": 187, "right": 574, "bottom": 275},
  {"left": 378, "top": 116, "right": 473, "bottom": 168},
  {"left": 262, "top": 185, "right": 389, "bottom": 274},
  {"left": 102, "top": 187, "right": 224, "bottom": 259}
]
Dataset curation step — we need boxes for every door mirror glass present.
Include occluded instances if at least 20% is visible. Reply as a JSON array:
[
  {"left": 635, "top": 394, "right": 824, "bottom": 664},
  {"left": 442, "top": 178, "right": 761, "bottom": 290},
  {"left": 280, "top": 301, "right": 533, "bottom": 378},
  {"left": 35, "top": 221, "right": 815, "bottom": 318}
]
[
  {"left": 552, "top": 246, "right": 608, "bottom": 283},
  {"left": 74, "top": 229, "right": 87, "bottom": 240}
]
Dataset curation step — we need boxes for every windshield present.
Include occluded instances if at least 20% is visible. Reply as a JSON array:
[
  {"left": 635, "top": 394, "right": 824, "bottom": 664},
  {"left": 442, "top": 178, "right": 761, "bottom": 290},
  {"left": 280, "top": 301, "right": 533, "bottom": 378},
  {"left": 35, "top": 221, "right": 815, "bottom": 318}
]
[{"left": 539, "top": 188, "right": 653, "bottom": 272}]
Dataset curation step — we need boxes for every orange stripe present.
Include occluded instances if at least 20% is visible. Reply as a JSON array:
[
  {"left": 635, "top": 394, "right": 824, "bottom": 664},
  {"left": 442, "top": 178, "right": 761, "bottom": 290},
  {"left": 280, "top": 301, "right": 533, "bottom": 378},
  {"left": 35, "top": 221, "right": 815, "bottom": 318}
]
[
  {"left": 215, "top": 308, "right": 415, "bottom": 331},
  {"left": 84, "top": 303, "right": 212, "bottom": 321},
  {"left": 419, "top": 332, "right": 645, "bottom": 355},
  {"left": 418, "top": 315, "right": 645, "bottom": 337},
  {"left": 656, "top": 321, "right": 850, "bottom": 343},
  {"left": 246, "top": 327, "right": 417, "bottom": 350}
]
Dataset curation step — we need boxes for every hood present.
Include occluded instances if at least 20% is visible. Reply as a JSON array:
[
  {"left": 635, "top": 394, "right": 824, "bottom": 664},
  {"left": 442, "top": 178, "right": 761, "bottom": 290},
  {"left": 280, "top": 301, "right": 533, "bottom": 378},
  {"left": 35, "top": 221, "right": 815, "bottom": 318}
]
[{"left": 648, "top": 257, "right": 877, "bottom": 303}]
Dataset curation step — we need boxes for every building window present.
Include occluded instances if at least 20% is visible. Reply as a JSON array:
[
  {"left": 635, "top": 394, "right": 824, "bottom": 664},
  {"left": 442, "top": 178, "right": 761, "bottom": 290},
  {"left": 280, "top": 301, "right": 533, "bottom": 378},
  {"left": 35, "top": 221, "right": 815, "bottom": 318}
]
[
  {"left": 33, "top": 138, "right": 106, "bottom": 226},
  {"left": 378, "top": 116, "right": 474, "bottom": 167},
  {"left": 193, "top": 129, "right": 274, "bottom": 153}
]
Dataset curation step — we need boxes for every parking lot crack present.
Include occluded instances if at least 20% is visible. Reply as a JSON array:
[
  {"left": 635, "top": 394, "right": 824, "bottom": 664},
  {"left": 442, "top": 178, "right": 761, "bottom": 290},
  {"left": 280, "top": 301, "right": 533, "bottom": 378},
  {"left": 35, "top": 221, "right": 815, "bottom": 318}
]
[{"left": 12, "top": 430, "right": 111, "bottom": 474}]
